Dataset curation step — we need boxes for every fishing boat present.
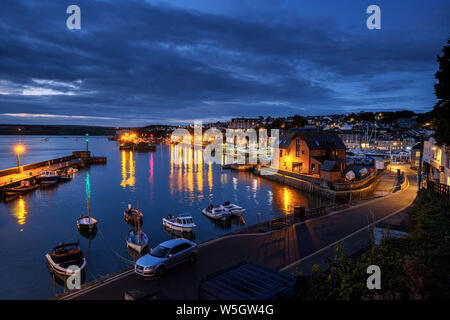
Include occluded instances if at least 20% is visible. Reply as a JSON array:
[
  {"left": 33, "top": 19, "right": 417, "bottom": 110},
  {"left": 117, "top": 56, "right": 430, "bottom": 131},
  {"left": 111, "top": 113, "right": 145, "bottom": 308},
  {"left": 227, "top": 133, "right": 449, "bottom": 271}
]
[
  {"left": 38, "top": 170, "right": 60, "bottom": 185},
  {"left": 124, "top": 203, "right": 143, "bottom": 223},
  {"left": 162, "top": 214, "right": 196, "bottom": 232},
  {"left": 45, "top": 241, "right": 86, "bottom": 276},
  {"left": 5, "top": 180, "right": 38, "bottom": 196},
  {"left": 126, "top": 218, "right": 149, "bottom": 253},
  {"left": 77, "top": 192, "right": 97, "bottom": 231},
  {"left": 222, "top": 201, "right": 246, "bottom": 216},
  {"left": 57, "top": 170, "right": 73, "bottom": 181},
  {"left": 201, "top": 204, "right": 232, "bottom": 220}
]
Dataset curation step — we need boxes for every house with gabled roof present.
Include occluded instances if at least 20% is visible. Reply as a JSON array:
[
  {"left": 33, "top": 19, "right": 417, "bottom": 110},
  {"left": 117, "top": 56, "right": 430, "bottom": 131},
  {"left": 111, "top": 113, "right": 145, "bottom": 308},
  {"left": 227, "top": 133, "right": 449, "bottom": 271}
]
[{"left": 276, "top": 128, "right": 346, "bottom": 178}]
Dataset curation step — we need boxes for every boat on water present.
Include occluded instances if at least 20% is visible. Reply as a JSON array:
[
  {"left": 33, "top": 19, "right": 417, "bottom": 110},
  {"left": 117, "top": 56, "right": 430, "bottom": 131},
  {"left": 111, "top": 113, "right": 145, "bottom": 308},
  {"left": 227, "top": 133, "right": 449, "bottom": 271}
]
[
  {"left": 77, "top": 215, "right": 98, "bottom": 231},
  {"left": 77, "top": 192, "right": 97, "bottom": 232},
  {"left": 126, "top": 229, "right": 149, "bottom": 253},
  {"left": 201, "top": 205, "right": 232, "bottom": 220},
  {"left": 5, "top": 180, "right": 38, "bottom": 196},
  {"left": 38, "top": 170, "right": 60, "bottom": 185},
  {"left": 222, "top": 201, "right": 246, "bottom": 216},
  {"left": 57, "top": 169, "right": 73, "bottom": 181},
  {"left": 162, "top": 214, "right": 196, "bottom": 232},
  {"left": 124, "top": 204, "right": 143, "bottom": 223},
  {"left": 45, "top": 241, "right": 86, "bottom": 276}
]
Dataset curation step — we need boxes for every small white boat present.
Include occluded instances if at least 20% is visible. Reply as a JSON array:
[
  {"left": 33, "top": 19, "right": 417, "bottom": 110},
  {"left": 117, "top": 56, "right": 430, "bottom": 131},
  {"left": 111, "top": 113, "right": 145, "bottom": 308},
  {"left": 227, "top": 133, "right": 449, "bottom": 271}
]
[
  {"left": 162, "top": 214, "right": 196, "bottom": 232},
  {"left": 201, "top": 205, "right": 232, "bottom": 220},
  {"left": 45, "top": 241, "right": 86, "bottom": 277},
  {"left": 57, "top": 170, "right": 73, "bottom": 181},
  {"left": 77, "top": 215, "right": 98, "bottom": 230},
  {"left": 222, "top": 201, "right": 246, "bottom": 216},
  {"left": 126, "top": 229, "right": 149, "bottom": 253}
]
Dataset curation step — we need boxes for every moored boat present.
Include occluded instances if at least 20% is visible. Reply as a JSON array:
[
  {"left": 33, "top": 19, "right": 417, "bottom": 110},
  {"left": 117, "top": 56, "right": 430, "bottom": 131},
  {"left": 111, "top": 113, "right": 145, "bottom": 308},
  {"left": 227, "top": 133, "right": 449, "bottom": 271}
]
[
  {"left": 45, "top": 241, "right": 86, "bottom": 276},
  {"left": 5, "top": 180, "right": 39, "bottom": 196},
  {"left": 77, "top": 215, "right": 98, "bottom": 231},
  {"left": 162, "top": 214, "right": 196, "bottom": 232},
  {"left": 126, "top": 229, "right": 149, "bottom": 253},
  {"left": 57, "top": 169, "right": 73, "bottom": 181},
  {"left": 124, "top": 204, "right": 143, "bottom": 223},
  {"left": 222, "top": 201, "right": 246, "bottom": 216},
  {"left": 201, "top": 205, "right": 231, "bottom": 220},
  {"left": 38, "top": 170, "right": 60, "bottom": 185}
]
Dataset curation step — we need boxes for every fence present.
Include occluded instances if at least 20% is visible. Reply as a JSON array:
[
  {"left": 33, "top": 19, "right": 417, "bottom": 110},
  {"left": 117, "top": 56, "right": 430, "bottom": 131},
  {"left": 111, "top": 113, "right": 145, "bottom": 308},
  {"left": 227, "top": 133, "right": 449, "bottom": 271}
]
[{"left": 426, "top": 180, "right": 450, "bottom": 205}]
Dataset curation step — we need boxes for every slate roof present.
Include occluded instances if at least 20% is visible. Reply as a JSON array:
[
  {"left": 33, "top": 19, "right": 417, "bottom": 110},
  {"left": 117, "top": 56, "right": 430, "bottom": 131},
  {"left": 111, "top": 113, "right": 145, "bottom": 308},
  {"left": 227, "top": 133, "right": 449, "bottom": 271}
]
[
  {"left": 278, "top": 128, "right": 346, "bottom": 150},
  {"left": 320, "top": 160, "right": 340, "bottom": 172}
]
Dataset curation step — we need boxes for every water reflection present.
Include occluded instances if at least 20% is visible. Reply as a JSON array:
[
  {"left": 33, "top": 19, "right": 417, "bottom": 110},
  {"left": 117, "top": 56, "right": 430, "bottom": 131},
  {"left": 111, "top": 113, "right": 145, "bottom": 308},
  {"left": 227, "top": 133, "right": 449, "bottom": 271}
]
[
  {"left": 120, "top": 150, "right": 136, "bottom": 189},
  {"left": 12, "top": 197, "right": 28, "bottom": 227},
  {"left": 169, "top": 145, "right": 214, "bottom": 201}
]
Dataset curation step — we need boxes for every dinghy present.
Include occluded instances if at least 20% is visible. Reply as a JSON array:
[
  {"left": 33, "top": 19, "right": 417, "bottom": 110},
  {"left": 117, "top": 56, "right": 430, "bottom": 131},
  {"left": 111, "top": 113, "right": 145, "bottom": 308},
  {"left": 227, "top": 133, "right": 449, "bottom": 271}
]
[
  {"left": 124, "top": 203, "right": 143, "bottom": 223},
  {"left": 162, "top": 214, "right": 196, "bottom": 232},
  {"left": 77, "top": 189, "right": 97, "bottom": 232},
  {"left": 5, "top": 180, "right": 38, "bottom": 196},
  {"left": 201, "top": 205, "right": 231, "bottom": 220},
  {"left": 222, "top": 201, "right": 246, "bottom": 216},
  {"left": 126, "top": 217, "right": 148, "bottom": 253},
  {"left": 45, "top": 241, "right": 86, "bottom": 276}
]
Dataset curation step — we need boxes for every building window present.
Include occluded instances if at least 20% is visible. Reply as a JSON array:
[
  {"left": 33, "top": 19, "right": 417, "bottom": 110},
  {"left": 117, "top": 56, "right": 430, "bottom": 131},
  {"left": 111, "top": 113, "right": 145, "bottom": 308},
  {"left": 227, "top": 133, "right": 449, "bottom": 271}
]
[
  {"left": 302, "top": 150, "right": 305, "bottom": 155},
  {"left": 311, "top": 164, "right": 316, "bottom": 172},
  {"left": 295, "top": 139, "right": 300, "bottom": 157}
]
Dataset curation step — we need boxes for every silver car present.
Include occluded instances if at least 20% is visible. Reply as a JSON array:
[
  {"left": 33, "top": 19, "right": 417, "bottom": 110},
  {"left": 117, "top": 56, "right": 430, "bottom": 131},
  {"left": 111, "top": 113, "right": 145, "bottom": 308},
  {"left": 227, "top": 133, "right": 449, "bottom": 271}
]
[{"left": 135, "top": 238, "right": 198, "bottom": 277}]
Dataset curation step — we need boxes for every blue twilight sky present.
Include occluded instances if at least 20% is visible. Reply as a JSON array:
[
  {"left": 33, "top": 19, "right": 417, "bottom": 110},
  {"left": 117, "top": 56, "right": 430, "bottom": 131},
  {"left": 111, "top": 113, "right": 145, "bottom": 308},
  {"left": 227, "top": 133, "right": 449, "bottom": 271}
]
[{"left": 0, "top": 0, "right": 449, "bottom": 126}]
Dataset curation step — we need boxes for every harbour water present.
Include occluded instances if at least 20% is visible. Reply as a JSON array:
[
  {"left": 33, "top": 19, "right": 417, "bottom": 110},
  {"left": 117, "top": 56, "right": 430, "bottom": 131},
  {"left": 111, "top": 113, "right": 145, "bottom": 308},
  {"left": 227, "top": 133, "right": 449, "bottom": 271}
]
[{"left": 0, "top": 136, "right": 330, "bottom": 299}]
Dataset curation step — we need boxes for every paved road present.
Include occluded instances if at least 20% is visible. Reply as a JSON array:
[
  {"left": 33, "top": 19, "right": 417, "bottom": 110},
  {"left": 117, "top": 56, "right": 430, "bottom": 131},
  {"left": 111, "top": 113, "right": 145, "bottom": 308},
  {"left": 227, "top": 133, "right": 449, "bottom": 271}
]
[{"left": 62, "top": 164, "right": 417, "bottom": 300}]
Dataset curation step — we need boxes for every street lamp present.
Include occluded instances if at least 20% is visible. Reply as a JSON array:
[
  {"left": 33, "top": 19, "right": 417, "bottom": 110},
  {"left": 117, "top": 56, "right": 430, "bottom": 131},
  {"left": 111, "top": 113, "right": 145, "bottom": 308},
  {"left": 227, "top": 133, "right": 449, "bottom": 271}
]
[{"left": 15, "top": 144, "right": 25, "bottom": 170}]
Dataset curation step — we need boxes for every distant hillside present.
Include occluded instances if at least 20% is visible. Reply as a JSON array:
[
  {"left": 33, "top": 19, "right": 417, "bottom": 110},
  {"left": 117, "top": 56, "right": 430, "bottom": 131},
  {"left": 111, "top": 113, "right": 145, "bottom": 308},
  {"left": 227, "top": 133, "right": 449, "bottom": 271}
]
[{"left": 0, "top": 124, "right": 118, "bottom": 136}]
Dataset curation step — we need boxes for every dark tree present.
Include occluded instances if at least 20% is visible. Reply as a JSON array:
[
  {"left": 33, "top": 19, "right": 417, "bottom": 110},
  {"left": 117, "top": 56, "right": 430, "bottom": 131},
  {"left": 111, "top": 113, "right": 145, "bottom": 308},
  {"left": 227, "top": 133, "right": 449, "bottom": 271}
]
[
  {"left": 291, "top": 115, "right": 306, "bottom": 128},
  {"left": 433, "top": 37, "right": 450, "bottom": 145}
]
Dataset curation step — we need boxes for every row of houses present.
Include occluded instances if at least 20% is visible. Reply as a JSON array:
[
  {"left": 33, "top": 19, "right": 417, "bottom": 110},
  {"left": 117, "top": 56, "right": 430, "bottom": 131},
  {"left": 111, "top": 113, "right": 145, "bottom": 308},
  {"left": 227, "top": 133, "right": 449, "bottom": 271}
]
[{"left": 421, "top": 137, "right": 450, "bottom": 186}]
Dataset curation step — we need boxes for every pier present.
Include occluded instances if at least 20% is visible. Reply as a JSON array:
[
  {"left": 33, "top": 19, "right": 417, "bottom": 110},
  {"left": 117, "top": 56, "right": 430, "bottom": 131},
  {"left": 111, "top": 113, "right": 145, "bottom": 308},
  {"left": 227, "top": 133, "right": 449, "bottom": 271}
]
[{"left": 0, "top": 151, "right": 106, "bottom": 197}]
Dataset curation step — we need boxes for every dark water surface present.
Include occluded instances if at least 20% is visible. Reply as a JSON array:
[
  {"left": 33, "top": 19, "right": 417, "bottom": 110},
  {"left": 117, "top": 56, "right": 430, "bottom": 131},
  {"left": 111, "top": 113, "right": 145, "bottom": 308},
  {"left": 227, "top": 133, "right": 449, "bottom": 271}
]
[{"left": 0, "top": 136, "right": 330, "bottom": 299}]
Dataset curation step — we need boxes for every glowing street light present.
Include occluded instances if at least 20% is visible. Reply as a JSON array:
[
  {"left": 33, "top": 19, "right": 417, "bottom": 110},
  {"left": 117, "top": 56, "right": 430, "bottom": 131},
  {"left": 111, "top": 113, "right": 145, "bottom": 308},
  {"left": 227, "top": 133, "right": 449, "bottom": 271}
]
[{"left": 15, "top": 144, "right": 25, "bottom": 170}]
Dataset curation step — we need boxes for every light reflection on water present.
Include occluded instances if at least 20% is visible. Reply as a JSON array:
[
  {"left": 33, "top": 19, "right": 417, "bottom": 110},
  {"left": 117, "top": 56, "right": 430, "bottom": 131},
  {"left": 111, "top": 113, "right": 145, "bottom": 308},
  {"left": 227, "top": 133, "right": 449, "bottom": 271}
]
[{"left": 0, "top": 136, "right": 330, "bottom": 299}]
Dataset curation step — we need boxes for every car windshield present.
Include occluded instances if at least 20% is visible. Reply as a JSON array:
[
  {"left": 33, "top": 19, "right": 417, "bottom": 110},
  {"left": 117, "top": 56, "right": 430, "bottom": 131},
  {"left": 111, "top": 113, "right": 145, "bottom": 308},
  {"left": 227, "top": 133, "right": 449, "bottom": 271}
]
[{"left": 150, "top": 245, "right": 170, "bottom": 258}]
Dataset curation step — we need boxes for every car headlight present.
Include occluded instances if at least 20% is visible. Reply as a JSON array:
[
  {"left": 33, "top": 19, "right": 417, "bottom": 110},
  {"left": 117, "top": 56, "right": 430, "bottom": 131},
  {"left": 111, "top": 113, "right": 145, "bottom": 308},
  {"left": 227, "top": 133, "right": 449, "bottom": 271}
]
[{"left": 144, "top": 266, "right": 154, "bottom": 271}]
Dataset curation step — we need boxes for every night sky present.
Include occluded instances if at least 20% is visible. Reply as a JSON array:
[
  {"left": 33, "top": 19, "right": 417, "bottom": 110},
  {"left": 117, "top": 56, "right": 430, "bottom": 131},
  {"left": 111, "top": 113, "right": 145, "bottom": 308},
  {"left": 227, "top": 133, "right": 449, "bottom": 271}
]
[{"left": 0, "top": 0, "right": 449, "bottom": 126}]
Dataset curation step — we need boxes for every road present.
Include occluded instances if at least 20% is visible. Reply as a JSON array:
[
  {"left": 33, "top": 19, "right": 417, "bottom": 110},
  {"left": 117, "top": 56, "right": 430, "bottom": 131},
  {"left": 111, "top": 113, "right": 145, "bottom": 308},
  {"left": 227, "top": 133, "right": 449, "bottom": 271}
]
[{"left": 61, "top": 164, "right": 417, "bottom": 300}]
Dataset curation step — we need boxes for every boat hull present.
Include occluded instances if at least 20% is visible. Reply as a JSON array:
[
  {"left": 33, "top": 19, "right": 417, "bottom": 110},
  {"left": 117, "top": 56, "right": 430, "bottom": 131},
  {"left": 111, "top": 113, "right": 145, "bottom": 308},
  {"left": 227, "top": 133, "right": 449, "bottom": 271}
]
[
  {"left": 77, "top": 217, "right": 98, "bottom": 230},
  {"left": 126, "top": 231, "right": 149, "bottom": 253},
  {"left": 5, "top": 184, "right": 38, "bottom": 196},
  {"left": 201, "top": 209, "right": 231, "bottom": 220},
  {"left": 162, "top": 218, "right": 195, "bottom": 232},
  {"left": 45, "top": 254, "right": 86, "bottom": 277}
]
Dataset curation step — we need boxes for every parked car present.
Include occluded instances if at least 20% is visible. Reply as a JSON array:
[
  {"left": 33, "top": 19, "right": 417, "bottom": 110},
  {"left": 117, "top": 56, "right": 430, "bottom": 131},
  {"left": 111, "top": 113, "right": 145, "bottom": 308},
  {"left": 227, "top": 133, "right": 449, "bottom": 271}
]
[{"left": 135, "top": 238, "right": 198, "bottom": 277}]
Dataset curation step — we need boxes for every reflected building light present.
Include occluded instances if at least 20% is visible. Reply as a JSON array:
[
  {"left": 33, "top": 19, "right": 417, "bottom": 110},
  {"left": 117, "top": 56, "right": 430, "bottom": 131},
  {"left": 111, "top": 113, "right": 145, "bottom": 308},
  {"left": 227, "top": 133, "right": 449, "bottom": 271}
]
[
  {"left": 120, "top": 150, "right": 136, "bottom": 188},
  {"left": 13, "top": 197, "right": 28, "bottom": 226},
  {"left": 267, "top": 190, "right": 273, "bottom": 205},
  {"left": 232, "top": 176, "right": 238, "bottom": 191},
  {"left": 148, "top": 152, "right": 154, "bottom": 184},
  {"left": 208, "top": 163, "right": 213, "bottom": 192}
]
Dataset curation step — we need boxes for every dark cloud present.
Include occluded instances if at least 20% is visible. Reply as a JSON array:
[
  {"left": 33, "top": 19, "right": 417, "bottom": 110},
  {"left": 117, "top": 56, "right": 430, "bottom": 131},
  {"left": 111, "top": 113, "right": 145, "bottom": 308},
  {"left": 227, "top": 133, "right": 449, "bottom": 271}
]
[{"left": 0, "top": 0, "right": 449, "bottom": 126}]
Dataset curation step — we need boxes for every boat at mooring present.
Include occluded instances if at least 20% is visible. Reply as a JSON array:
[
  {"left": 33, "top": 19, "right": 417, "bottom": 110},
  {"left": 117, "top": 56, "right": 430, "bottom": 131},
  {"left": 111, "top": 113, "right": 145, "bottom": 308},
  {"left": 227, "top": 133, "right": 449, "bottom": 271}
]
[
  {"left": 5, "top": 180, "right": 39, "bottom": 196},
  {"left": 45, "top": 241, "right": 86, "bottom": 277},
  {"left": 38, "top": 170, "right": 60, "bottom": 185},
  {"left": 162, "top": 214, "right": 196, "bottom": 232},
  {"left": 201, "top": 205, "right": 232, "bottom": 220},
  {"left": 222, "top": 201, "right": 246, "bottom": 216},
  {"left": 124, "top": 203, "right": 143, "bottom": 223}
]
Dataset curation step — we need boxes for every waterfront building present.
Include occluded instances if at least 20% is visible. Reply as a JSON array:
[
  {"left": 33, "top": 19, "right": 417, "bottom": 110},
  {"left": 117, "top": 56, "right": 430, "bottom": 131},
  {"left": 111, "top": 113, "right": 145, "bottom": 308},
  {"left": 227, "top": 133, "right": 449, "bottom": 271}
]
[
  {"left": 228, "top": 118, "right": 261, "bottom": 130},
  {"left": 422, "top": 137, "right": 450, "bottom": 185},
  {"left": 276, "top": 129, "right": 346, "bottom": 176}
]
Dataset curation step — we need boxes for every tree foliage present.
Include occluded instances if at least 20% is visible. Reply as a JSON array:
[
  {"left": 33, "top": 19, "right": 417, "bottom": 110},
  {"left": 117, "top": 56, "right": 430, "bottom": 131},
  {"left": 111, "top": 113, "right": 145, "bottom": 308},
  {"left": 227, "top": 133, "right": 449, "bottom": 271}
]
[{"left": 433, "top": 37, "right": 450, "bottom": 145}]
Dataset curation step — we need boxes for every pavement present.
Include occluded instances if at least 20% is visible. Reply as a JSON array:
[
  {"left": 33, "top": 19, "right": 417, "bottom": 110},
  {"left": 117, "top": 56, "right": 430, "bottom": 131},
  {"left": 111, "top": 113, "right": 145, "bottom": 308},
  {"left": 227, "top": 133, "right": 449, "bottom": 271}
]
[
  {"left": 0, "top": 159, "right": 80, "bottom": 187},
  {"left": 59, "top": 164, "right": 417, "bottom": 300}
]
